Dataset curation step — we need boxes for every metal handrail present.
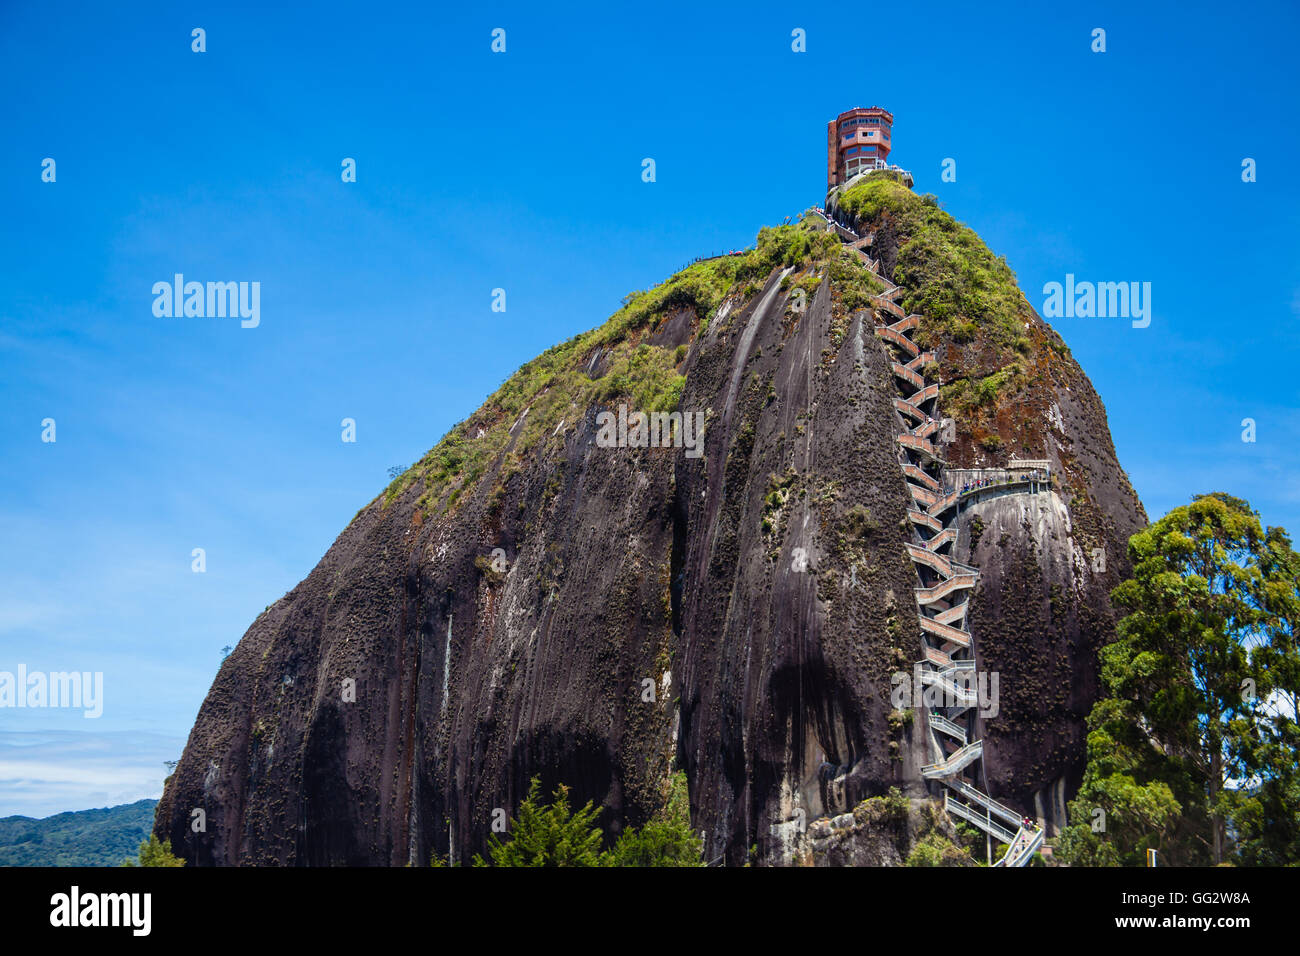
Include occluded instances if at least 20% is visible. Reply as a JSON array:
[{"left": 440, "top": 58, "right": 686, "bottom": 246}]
[
  {"left": 929, "top": 713, "right": 968, "bottom": 744},
  {"left": 829, "top": 212, "right": 1041, "bottom": 862},
  {"left": 921, "top": 739, "right": 983, "bottom": 777},
  {"left": 944, "top": 792, "right": 1017, "bottom": 845},
  {"left": 919, "top": 669, "right": 978, "bottom": 706},
  {"left": 994, "top": 826, "right": 1044, "bottom": 867},
  {"left": 914, "top": 573, "right": 977, "bottom": 603},
  {"left": 945, "top": 780, "right": 1022, "bottom": 828}
]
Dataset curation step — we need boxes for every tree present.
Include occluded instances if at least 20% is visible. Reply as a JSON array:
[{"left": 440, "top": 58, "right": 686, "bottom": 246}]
[
  {"left": 473, "top": 772, "right": 704, "bottom": 867},
  {"left": 1057, "top": 697, "right": 1190, "bottom": 866},
  {"left": 1060, "top": 493, "right": 1300, "bottom": 865},
  {"left": 475, "top": 778, "right": 604, "bottom": 867},
  {"left": 1227, "top": 513, "right": 1300, "bottom": 864},
  {"left": 125, "top": 834, "right": 185, "bottom": 867},
  {"left": 603, "top": 772, "right": 703, "bottom": 867},
  {"left": 906, "top": 831, "right": 976, "bottom": 867}
]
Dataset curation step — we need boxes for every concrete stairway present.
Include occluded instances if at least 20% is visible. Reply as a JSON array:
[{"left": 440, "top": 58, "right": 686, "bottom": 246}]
[{"left": 850, "top": 237, "right": 1042, "bottom": 867}]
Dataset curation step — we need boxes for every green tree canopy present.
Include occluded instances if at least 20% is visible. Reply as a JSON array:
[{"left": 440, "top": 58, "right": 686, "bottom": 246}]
[
  {"left": 1060, "top": 493, "right": 1300, "bottom": 866},
  {"left": 125, "top": 833, "right": 185, "bottom": 867},
  {"left": 603, "top": 772, "right": 703, "bottom": 867},
  {"left": 476, "top": 778, "right": 604, "bottom": 867},
  {"left": 472, "top": 772, "right": 704, "bottom": 867}
]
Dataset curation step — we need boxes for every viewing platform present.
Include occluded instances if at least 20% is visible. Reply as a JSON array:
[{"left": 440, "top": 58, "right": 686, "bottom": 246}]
[{"left": 945, "top": 460, "right": 1052, "bottom": 497}]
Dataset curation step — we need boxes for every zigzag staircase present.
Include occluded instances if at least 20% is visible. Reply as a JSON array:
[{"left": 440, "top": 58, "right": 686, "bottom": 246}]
[{"left": 819, "top": 208, "right": 1043, "bottom": 866}]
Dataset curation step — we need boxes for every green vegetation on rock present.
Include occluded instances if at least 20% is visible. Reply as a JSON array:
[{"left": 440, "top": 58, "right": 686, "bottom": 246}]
[
  {"left": 827, "top": 250, "right": 886, "bottom": 313},
  {"left": 125, "top": 833, "right": 185, "bottom": 867},
  {"left": 836, "top": 175, "right": 1026, "bottom": 352},
  {"left": 835, "top": 788, "right": 977, "bottom": 867},
  {"left": 385, "top": 221, "right": 847, "bottom": 518},
  {"left": 473, "top": 777, "right": 605, "bottom": 867},
  {"left": 906, "top": 831, "right": 975, "bottom": 867},
  {"left": 603, "top": 771, "right": 704, "bottom": 867},
  {"left": 834, "top": 174, "right": 1046, "bottom": 456},
  {"left": 471, "top": 771, "right": 703, "bottom": 867}
]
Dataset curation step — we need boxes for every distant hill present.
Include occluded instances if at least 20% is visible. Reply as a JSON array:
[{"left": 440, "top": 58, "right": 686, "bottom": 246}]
[{"left": 0, "top": 799, "right": 157, "bottom": 866}]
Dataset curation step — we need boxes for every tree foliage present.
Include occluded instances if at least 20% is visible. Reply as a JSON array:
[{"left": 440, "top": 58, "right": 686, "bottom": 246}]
[
  {"left": 0, "top": 799, "right": 156, "bottom": 867},
  {"left": 602, "top": 771, "right": 703, "bottom": 867},
  {"left": 473, "top": 772, "right": 703, "bottom": 867},
  {"left": 474, "top": 778, "right": 604, "bottom": 867},
  {"left": 1060, "top": 493, "right": 1300, "bottom": 865},
  {"left": 125, "top": 833, "right": 185, "bottom": 867}
]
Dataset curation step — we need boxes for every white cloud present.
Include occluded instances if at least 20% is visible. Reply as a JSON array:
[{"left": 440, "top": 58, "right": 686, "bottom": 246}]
[{"left": 0, "top": 730, "right": 185, "bottom": 819}]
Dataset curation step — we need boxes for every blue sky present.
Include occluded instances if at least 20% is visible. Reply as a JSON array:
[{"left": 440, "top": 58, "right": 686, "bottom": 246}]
[{"left": 2, "top": 0, "right": 1297, "bottom": 817}]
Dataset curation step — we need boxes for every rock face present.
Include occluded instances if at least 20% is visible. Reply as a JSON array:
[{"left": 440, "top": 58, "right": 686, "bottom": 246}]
[
  {"left": 827, "top": 177, "right": 1147, "bottom": 836},
  {"left": 155, "top": 189, "right": 1145, "bottom": 865},
  {"left": 955, "top": 488, "right": 1119, "bottom": 832},
  {"left": 796, "top": 792, "right": 976, "bottom": 867}
]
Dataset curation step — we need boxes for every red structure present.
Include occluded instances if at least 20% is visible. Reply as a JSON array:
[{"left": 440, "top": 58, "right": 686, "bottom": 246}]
[{"left": 826, "top": 106, "right": 893, "bottom": 190}]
